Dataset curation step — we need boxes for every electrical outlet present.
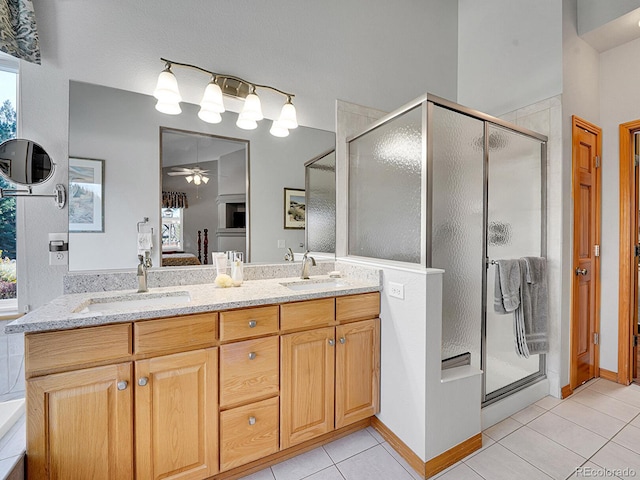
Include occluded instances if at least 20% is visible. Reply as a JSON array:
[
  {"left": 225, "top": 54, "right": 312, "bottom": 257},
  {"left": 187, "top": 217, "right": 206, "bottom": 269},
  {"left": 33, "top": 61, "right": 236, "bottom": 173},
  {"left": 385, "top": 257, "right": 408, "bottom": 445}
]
[
  {"left": 49, "top": 250, "right": 68, "bottom": 266},
  {"left": 277, "top": 239, "right": 286, "bottom": 248},
  {"left": 388, "top": 282, "right": 404, "bottom": 299}
]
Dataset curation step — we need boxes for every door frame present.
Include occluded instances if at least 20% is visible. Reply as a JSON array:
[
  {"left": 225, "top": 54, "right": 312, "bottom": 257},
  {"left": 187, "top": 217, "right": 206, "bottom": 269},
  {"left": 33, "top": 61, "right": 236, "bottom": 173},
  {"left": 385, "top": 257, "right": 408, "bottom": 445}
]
[
  {"left": 618, "top": 120, "right": 640, "bottom": 385},
  {"left": 570, "top": 116, "right": 602, "bottom": 390}
]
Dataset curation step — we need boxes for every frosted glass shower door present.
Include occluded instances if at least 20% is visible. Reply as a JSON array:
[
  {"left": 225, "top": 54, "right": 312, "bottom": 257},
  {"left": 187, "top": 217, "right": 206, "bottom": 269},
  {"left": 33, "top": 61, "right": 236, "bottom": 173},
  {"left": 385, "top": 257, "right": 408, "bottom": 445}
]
[{"left": 485, "top": 125, "right": 545, "bottom": 398}]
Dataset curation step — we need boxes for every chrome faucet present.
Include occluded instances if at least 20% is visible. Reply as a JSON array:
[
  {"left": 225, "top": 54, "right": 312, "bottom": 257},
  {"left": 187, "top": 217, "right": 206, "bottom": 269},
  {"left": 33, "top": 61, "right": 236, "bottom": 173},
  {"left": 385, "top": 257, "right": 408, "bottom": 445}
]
[
  {"left": 284, "top": 247, "right": 294, "bottom": 262},
  {"left": 300, "top": 251, "right": 316, "bottom": 279},
  {"left": 137, "top": 254, "right": 148, "bottom": 293}
]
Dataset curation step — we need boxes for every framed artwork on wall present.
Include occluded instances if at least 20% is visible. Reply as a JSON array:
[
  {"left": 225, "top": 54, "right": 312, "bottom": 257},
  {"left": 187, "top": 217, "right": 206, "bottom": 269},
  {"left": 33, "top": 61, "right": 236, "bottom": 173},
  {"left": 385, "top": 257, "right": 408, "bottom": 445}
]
[
  {"left": 284, "top": 187, "right": 305, "bottom": 229},
  {"left": 69, "top": 157, "right": 105, "bottom": 232}
]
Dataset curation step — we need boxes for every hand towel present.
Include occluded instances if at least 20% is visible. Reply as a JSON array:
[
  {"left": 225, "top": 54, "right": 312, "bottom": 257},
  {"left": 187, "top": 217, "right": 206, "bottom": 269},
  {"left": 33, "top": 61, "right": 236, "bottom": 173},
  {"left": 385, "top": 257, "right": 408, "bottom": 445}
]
[
  {"left": 520, "top": 256, "right": 549, "bottom": 355},
  {"left": 494, "top": 259, "right": 521, "bottom": 313},
  {"left": 137, "top": 232, "right": 152, "bottom": 256}
]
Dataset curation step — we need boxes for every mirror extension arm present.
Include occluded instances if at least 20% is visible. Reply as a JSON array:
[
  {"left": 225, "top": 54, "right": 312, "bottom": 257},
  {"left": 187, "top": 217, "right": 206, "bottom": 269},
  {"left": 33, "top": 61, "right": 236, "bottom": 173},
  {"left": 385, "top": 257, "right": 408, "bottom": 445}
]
[{"left": 0, "top": 184, "right": 66, "bottom": 209}]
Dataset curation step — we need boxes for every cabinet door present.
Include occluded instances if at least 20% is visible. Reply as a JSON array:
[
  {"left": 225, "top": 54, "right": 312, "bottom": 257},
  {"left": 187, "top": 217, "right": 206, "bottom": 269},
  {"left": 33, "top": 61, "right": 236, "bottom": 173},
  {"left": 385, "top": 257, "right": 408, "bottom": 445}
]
[
  {"left": 27, "top": 362, "right": 133, "bottom": 480},
  {"left": 280, "top": 327, "right": 335, "bottom": 449},
  {"left": 135, "top": 348, "right": 218, "bottom": 480},
  {"left": 335, "top": 318, "right": 380, "bottom": 428}
]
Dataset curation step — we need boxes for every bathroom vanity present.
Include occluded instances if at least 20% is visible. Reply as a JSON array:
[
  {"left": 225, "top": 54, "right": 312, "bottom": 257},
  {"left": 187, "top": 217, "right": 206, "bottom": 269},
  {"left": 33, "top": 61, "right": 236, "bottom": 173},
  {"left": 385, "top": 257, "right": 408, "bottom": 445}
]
[{"left": 7, "top": 272, "right": 381, "bottom": 480}]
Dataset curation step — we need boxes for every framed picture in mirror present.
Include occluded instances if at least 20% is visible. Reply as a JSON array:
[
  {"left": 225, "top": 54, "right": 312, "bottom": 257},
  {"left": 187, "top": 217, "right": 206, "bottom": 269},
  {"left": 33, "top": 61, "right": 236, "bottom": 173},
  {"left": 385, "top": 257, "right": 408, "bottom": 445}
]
[
  {"left": 284, "top": 187, "right": 305, "bottom": 229},
  {"left": 69, "top": 157, "right": 104, "bottom": 232}
]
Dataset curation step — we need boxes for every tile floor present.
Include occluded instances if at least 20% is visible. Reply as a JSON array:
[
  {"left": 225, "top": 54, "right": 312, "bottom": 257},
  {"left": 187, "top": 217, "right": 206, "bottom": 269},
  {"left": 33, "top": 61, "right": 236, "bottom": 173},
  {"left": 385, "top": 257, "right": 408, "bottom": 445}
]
[{"left": 241, "top": 379, "right": 640, "bottom": 480}]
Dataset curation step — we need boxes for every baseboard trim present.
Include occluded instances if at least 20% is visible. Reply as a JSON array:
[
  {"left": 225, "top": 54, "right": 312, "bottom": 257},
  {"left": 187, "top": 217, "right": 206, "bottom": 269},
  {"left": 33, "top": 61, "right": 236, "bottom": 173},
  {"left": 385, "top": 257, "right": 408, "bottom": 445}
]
[
  {"left": 370, "top": 416, "right": 425, "bottom": 478},
  {"left": 599, "top": 368, "right": 618, "bottom": 382},
  {"left": 213, "top": 418, "right": 371, "bottom": 480},
  {"left": 370, "top": 417, "right": 482, "bottom": 479},
  {"left": 561, "top": 384, "right": 573, "bottom": 399},
  {"left": 424, "top": 433, "right": 482, "bottom": 478}
]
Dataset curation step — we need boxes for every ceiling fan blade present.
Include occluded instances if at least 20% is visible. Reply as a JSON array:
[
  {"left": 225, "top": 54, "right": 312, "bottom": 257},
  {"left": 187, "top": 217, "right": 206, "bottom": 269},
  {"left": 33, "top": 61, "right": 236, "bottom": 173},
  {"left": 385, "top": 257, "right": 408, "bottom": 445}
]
[
  {"left": 170, "top": 167, "right": 195, "bottom": 173},
  {"left": 167, "top": 171, "right": 191, "bottom": 176}
]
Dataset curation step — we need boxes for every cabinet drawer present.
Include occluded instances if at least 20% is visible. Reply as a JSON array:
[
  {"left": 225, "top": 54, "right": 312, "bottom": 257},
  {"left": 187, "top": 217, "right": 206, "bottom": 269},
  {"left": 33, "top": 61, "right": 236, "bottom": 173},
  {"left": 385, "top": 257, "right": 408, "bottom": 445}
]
[
  {"left": 134, "top": 312, "right": 217, "bottom": 356},
  {"left": 26, "top": 323, "right": 132, "bottom": 376},
  {"left": 280, "top": 298, "right": 335, "bottom": 332},
  {"left": 220, "top": 397, "right": 279, "bottom": 471},
  {"left": 220, "top": 336, "right": 279, "bottom": 408},
  {"left": 336, "top": 292, "right": 380, "bottom": 323},
  {"left": 219, "top": 306, "right": 278, "bottom": 342}
]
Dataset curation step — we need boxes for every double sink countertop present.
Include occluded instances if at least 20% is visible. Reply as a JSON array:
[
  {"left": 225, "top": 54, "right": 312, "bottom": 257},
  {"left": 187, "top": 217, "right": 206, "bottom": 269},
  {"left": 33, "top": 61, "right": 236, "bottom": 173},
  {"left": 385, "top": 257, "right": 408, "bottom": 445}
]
[{"left": 6, "top": 273, "right": 382, "bottom": 334}]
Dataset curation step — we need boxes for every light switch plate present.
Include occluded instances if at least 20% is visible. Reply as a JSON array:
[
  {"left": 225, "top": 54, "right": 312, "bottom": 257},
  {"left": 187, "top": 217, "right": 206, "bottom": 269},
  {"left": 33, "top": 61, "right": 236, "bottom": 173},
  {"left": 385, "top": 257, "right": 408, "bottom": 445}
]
[
  {"left": 388, "top": 282, "right": 404, "bottom": 299},
  {"left": 277, "top": 239, "right": 285, "bottom": 248}
]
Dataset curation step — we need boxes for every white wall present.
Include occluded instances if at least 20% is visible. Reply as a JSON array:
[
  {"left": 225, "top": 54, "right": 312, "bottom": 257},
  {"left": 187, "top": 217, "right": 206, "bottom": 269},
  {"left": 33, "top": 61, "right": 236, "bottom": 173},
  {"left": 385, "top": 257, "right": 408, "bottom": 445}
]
[
  {"left": 577, "top": 0, "right": 640, "bottom": 35},
  {"left": 218, "top": 150, "right": 246, "bottom": 196},
  {"left": 457, "top": 0, "right": 563, "bottom": 116},
  {"left": 18, "top": 0, "right": 459, "bottom": 310}
]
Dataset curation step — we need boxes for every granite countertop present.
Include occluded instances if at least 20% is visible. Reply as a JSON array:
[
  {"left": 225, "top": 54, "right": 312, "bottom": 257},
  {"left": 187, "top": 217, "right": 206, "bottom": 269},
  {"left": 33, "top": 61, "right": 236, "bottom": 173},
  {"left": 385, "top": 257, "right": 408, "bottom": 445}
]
[{"left": 6, "top": 274, "right": 382, "bottom": 334}]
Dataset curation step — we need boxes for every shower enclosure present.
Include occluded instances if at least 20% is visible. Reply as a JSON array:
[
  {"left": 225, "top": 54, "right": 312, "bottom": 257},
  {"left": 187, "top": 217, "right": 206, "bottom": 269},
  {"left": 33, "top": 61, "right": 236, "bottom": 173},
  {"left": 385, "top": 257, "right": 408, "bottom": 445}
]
[{"left": 347, "top": 95, "right": 547, "bottom": 404}]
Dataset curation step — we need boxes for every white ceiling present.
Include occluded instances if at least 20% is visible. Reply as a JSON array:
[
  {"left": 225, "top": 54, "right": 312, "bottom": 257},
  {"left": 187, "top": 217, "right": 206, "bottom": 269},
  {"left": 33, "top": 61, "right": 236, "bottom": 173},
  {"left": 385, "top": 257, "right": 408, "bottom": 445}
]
[
  {"left": 577, "top": 2, "right": 640, "bottom": 52},
  {"left": 32, "top": 0, "right": 459, "bottom": 132},
  {"left": 161, "top": 130, "right": 245, "bottom": 168}
]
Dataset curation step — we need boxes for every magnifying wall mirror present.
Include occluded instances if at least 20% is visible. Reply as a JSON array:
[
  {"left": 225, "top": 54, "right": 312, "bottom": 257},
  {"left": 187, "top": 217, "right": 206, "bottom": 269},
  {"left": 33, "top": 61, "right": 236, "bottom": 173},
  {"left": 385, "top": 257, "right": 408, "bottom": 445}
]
[{"left": 0, "top": 139, "right": 54, "bottom": 186}]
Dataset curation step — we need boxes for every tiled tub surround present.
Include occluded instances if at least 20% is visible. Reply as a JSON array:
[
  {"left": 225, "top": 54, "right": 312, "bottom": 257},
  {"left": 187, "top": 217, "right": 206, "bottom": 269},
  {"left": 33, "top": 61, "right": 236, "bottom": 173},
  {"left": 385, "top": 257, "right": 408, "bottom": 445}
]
[{"left": 6, "top": 263, "right": 381, "bottom": 334}]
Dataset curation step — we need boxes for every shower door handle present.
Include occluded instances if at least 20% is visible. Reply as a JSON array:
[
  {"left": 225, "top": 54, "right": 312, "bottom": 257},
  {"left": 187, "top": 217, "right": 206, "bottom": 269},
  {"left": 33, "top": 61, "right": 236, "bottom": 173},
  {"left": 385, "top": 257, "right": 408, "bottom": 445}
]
[{"left": 575, "top": 267, "right": 588, "bottom": 276}]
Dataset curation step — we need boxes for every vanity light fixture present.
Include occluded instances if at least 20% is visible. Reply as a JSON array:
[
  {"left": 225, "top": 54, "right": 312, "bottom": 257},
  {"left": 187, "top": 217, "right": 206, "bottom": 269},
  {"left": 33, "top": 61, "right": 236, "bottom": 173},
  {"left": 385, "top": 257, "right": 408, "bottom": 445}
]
[{"left": 154, "top": 58, "right": 298, "bottom": 137}]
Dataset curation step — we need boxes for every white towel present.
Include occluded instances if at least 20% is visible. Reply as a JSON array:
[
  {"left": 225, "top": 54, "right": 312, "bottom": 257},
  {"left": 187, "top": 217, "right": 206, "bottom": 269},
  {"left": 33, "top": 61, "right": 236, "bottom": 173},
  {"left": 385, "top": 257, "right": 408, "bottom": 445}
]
[{"left": 137, "top": 232, "right": 152, "bottom": 255}]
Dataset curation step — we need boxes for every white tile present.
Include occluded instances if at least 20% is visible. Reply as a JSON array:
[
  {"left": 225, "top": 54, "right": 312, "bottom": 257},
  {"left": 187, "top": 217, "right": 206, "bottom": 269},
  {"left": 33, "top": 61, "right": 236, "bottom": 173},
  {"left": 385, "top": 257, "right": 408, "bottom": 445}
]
[
  {"left": 434, "top": 463, "right": 483, "bottom": 480},
  {"left": 380, "top": 442, "right": 422, "bottom": 480},
  {"left": 305, "top": 466, "right": 345, "bottom": 480},
  {"left": 551, "top": 399, "right": 626, "bottom": 438},
  {"left": 465, "top": 443, "right": 552, "bottom": 480},
  {"left": 483, "top": 417, "right": 522, "bottom": 441},
  {"left": 271, "top": 447, "right": 333, "bottom": 480},
  {"left": 535, "top": 395, "right": 563, "bottom": 410},
  {"left": 366, "top": 426, "right": 384, "bottom": 444},
  {"left": 590, "top": 381, "right": 640, "bottom": 408},
  {"left": 572, "top": 388, "right": 640, "bottom": 422},
  {"left": 337, "top": 444, "right": 414, "bottom": 480},
  {"left": 527, "top": 411, "right": 607, "bottom": 458},
  {"left": 591, "top": 442, "right": 640, "bottom": 480},
  {"left": 511, "top": 404, "right": 546, "bottom": 425},
  {"left": 239, "top": 467, "right": 275, "bottom": 480},
  {"left": 612, "top": 424, "right": 640, "bottom": 455},
  {"left": 323, "top": 429, "right": 378, "bottom": 464},
  {"left": 500, "top": 426, "right": 586, "bottom": 479}
]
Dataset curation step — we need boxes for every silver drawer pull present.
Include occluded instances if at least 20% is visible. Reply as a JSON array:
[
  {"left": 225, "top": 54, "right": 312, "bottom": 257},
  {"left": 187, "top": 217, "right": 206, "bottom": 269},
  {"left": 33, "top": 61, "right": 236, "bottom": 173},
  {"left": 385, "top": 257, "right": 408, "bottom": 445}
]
[
  {"left": 248, "top": 352, "right": 257, "bottom": 360},
  {"left": 117, "top": 381, "right": 128, "bottom": 391},
  {"left": 248, "top": 416, "right": 256, "bottom": 426},
  {"left": 138, "top": 377, "right": 149, "bottom": 387},
  {"left": 248, "top": 320, "right": 257, "bottom": 328}
]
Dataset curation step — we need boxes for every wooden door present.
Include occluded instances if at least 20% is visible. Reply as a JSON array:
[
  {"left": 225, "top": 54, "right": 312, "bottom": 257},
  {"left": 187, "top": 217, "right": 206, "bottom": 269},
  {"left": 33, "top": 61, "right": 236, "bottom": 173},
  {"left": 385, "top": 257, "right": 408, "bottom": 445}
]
[
  {"left": 27, "top": 363, "right": 133, "bottom": 480},
  {"left": 280, "top": 327, "right": 335, "bottom": 449},
  {"left": 571, "top": 116, "right": 601, "bottom": 389},
  {"left": 335, "top": 318, "right": 380, "bottom": 428},
  {"left": 135, "top": 348, "right": 218, "bottom": 480}
]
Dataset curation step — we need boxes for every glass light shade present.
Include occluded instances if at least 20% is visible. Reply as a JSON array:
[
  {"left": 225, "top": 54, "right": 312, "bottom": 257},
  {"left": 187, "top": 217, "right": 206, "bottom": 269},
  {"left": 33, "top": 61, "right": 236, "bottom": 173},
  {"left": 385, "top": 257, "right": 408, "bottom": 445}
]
[
  {"left": 186, "top": 176, "right": 193, "bottom": 183},
  {"left": 241, "top": 93, "right": 263, "bottom": 121},
  {"left": 269, "top": 120, "right": 289, "bottom": 137},
  {"left": 202, "top": 176, "right": 210, "bottom": 184},
  {"left": 198, "top": 108, "right": 222, "bottom": 124},
  {"left": 200, "top": 82, "right": 225, "bottom": 113},
  {"left": 278, "top": 101, "right": 298, "bottom": 129},
  {"left": 153, "top": 69, "right": 182, "bottom": 103},
  {"left": 155, "top": 99, "right": 182, "bottom": 115},
  {"left": 193, "top": 175, "right": 202, "bottom": 185},
  {"left": 236, "top": 113, "right": 258, "bottom": 130}
]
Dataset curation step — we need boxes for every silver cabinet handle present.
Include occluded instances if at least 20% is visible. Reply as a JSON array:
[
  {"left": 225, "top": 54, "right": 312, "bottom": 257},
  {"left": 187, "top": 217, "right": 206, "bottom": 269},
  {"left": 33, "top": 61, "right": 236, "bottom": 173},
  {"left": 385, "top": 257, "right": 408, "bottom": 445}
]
[
  {"left": 117, "top": 381, "right": 128, "bottom": 391},
  {"left": 248, "top": 416, "right": 256, "bottom": 425},
  {"left": 575, "top": 267, "right": 588, "bottom": 276},
  {"left": 248, "top": 352, "right": 257, "bottom": 360},
  {"left": 328, "top": 339, "right": 335, "bottom": 346},
  {"left": 339, "top": 337, "right": 346, "bottom": 344},
  {"left": 248, "top": 320, "right": 257, "bottom": 328},
  {"left": 138, "top": 377, "right": 149, "bottom": 387}
]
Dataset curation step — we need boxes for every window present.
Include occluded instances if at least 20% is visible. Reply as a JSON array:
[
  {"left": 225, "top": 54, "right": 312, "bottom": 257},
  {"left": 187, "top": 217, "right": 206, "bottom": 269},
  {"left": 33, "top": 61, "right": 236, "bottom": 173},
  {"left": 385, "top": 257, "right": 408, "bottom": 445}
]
[
  {"left": 0, "top": 62, "right": 18, "bottom": 313},
  {"left": 162, "top": 208, "right": 183, "bottom": 251}
]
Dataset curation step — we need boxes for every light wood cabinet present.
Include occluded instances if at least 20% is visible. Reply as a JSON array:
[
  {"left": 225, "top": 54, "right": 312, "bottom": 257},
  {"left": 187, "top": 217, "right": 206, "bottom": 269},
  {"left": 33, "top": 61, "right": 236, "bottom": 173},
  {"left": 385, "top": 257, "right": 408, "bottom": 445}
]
[
  {"left": 135, "top": 348, "right": 218, "bottom": 480},
  {"left": 336, "top": 318, "right": 380, "bottom": 428},
  {"left": 27, "top": 362, "right": 133, "bottom": 479},
  {"left": 280, "top": 327, "right": 335, "bottom": 449}
]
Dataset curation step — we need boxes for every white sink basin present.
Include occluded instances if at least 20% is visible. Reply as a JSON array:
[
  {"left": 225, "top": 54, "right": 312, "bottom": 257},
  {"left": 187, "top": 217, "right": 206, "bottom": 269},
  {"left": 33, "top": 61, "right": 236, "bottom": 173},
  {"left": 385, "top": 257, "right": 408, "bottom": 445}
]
[
  {"left": 280, "top": 279, "right": 348, "bottom": 291},
  {"left": 76, "top": 291, "right": 191, "bottom": 314}
]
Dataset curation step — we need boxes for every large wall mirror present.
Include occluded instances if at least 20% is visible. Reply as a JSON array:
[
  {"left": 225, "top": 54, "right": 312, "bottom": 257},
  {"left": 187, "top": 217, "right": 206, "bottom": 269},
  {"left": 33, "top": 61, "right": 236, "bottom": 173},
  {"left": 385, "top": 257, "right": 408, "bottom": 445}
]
[{"left": 68, "top": 81, "right": 335, "bottom": 271}]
